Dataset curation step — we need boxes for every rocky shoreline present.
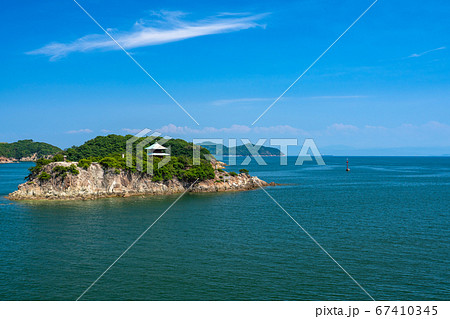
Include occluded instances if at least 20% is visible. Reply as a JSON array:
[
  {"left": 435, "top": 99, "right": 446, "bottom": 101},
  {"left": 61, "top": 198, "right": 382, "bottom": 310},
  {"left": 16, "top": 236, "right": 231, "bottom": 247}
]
[
  {"left": 0, "top": 153, "right": 42, "bottom": 163},
  {"left": 8, "top": 162, "right": 272, "bottom": 200},
  {"left": 0, "top": 157, "right": 18, "bottom": 164}
]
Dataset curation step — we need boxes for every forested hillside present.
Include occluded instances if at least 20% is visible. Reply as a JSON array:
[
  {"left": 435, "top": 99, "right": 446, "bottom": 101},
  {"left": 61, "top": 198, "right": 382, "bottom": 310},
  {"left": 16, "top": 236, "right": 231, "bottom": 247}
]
[
  {"left": 64, "top": 134, "right": 211, "bottom": 161},
  {"left": 31, "top": 134, "right": 216, "bottom": 182},
  {"left": 0, "top": 139, "right": 61, "bottom": 158}
]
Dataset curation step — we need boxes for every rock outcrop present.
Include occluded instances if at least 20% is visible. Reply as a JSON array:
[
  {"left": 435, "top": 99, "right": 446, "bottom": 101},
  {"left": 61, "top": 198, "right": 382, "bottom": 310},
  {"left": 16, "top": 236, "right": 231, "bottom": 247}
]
[
  {"left": 19, "top": 153, "right": 39, "bottom": 162},
  {"left": 0, "top": 156, "right": 18, "bottom": 164},
  {"left": 0, "top": 153, "right": 52, "bottom": 163},
  {"left": 8, "top": 162, "right": 269, "bottom": 200}
]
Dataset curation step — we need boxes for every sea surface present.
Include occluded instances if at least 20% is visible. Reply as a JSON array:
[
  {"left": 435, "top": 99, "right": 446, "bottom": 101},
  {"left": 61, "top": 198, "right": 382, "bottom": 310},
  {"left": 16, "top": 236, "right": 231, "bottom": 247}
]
[{"left": 0, "top": 157, "right": 448, "bottom": 301}]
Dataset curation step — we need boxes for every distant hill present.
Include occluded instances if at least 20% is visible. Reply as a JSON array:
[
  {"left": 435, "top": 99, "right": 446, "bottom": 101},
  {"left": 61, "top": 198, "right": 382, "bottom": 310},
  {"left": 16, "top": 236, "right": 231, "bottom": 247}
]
[
  {"left": 199, "top": 142, "right": 283, "bottom": 156},
  {"left": 0, "top": 139, "right": 61, "bottom": 159}
]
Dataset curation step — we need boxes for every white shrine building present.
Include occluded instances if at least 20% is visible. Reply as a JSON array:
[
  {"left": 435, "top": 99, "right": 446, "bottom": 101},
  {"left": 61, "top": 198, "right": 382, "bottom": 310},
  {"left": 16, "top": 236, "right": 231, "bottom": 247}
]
[{"left": 145, "top": 143, "right": 170, "bottom": 158}]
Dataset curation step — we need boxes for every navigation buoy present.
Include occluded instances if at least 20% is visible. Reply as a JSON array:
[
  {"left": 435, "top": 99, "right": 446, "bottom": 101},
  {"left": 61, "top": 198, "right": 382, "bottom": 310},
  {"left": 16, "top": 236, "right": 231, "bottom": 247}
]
[{"left": 346, "top": 158, "right": 350, "bottom": 172}]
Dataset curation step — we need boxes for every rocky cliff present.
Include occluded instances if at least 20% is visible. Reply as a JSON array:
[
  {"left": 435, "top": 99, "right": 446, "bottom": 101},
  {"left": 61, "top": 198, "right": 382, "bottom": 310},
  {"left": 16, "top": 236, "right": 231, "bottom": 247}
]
[
  {"left": 8, "top": 162, "right": 270, "bottom": 200},
  {"left": 18, "top": 153, "right": 39, "bottom": 162}
]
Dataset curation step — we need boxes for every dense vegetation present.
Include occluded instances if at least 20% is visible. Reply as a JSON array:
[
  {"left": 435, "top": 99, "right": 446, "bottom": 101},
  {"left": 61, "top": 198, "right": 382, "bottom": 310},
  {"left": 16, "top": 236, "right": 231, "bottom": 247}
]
[
  {"left": 64, "top": 135, "right": 131, "bottom": 161},
  {"left": 0, "top": 139, "right": 61, "bottom": 159},
  {"left": 64, "top": 135, "right": 211, "bottom": 161},
  {"left": 25, "top": 135, "right": 217, "bottom": 182},
  {"left": 77, "top": 159, "right": 92, "bottom": 169},
  {"left": 62, "top": 135, "right": 215, "bottom": 182},
  {"left": 75, "top": 151, "right": 215, "bottom": 182},
  {"left": 200, "top": 142, "right": 282, "bottom": 156}
]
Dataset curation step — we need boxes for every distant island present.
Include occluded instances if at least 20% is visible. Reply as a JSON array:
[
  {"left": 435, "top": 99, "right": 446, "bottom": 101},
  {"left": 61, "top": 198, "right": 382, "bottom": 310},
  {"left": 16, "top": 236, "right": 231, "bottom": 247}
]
[
  {"left": 199, "top": 142, "right": 284, "bottom": 157},
  {"left": 0, "top": 139, "right": 61, "bottom": 163},
  {"left": 8, "top": 135, "right": 273, "bottom": 200}
]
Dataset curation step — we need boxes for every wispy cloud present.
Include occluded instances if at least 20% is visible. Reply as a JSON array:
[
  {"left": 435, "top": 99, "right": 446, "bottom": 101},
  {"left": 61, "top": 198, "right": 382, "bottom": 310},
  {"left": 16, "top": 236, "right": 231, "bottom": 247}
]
[
  {"left": 364, "top": 125, "right": 388, "bottom": 131},
  {"left": 65, "top": 129, "right": 93, "bottom": 134},
  {"left": 122, "top": 128, "right": 143, "bottom": 134},
  {"left": 327, "top": 123, "right": 359, "bottom": 132},
  {"left": 28, "top": 10, "right": 268, "bottom": 60},
  {"left": 407, "top": 46, "right": 446, "bottom": 58}
]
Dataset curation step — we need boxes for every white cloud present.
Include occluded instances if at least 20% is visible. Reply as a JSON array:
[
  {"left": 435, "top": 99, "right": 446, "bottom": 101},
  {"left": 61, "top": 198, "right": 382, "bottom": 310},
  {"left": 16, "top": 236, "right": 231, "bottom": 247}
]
[
  {"left": 65, "top": 129, "right": 93, "bottom": 134},
  {"left": 212, "top": 124, "right": 252, "bottom": 134},
  {"left": 122, "top": 128, "right": 143, "bottom": 134},
  {"left": 253, "top": 125, "right": 307, "bottom": 135},
  {"left": 422, "top": 121, "right": 450, "bottom": 130},
  {"left": 364, "top": 125, "right": 388, "bottom": 131},
  {"left": 327, "top": 123, "right": 359, "bottom": 132},
  {"left": 407, "top": 46, "right": 446, "bottom": 58},
  {"left": 156, "top": 124, "right": 248, "bottom": 135},
  {"left": 156, "top": 124, "right": 198, "bottom": 135},
  {"left": 28, "top": 11, "right": 268, "bottom": 60}
]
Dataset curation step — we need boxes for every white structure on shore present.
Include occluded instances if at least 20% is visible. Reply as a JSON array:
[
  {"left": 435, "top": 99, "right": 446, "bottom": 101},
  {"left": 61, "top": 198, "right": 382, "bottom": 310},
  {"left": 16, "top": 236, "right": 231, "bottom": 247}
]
[{"left": 145, "top": 143, "right": 170, "bottom": 157}]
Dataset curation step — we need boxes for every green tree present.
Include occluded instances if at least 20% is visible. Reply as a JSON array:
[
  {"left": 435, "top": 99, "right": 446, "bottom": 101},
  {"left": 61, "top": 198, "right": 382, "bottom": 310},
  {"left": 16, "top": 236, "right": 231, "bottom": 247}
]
[
  {"left": 38, "top": 172, "right": 51, "bottom": 181},
  {"left": 77, "top": 159, "right": 92, "bottom": 169},
  {"left": 99, "top": 157, "right": 119, "bottom": 168}
]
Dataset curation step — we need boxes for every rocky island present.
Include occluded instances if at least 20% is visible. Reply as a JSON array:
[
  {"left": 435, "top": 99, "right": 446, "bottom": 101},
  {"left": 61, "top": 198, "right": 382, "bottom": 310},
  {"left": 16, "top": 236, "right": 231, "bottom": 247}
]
[
  {"left": 8, "top": 135, "right": 272, "bottom": 200},
  {"left": 8, "top": 161, "right": 268, "bottom": 200}
]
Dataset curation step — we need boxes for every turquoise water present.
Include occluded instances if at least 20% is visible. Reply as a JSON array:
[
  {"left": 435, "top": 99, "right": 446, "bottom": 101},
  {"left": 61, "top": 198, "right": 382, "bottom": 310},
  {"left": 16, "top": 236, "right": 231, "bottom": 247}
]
[{"left": 0, "top": 157, "right": 448, "bottom": 300}]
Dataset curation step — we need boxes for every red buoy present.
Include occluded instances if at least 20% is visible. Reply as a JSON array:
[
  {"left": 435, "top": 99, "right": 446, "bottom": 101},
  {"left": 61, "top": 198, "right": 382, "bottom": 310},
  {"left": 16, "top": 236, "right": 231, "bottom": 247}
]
[{"left": 346, "top": 158, "right": 350, "bottom": 172}]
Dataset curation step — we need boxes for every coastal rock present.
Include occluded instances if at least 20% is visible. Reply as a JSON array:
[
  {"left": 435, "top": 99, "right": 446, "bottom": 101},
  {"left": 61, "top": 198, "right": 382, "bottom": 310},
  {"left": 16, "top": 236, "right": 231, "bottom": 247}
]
[
  {"left": 8, "top": 162, "right": 269, "bottom": 200},
  {"left": 0, "top": 153, "right": 52, "bottom": 164},
  {"left": 0, "top": 156, "right": 18, "bottom": 164},
  {"left": 210, "top": 159, "right": 226, "bottom": 170},
  {"left": 19, "top": 153, "right": 39, "bottom": 162}
]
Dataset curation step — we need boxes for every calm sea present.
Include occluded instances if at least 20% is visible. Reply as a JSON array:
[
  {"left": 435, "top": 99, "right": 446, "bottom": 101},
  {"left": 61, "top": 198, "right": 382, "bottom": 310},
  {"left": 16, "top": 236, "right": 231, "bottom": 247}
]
[{"left": 0, "top": 157, "right": 448, "bottom": 300}]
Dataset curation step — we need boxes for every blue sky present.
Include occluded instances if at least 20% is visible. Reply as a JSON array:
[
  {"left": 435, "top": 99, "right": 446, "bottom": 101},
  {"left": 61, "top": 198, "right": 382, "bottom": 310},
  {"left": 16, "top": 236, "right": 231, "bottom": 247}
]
[{"left": 0, "top": 0, "right": 449, "bottom": 155}]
